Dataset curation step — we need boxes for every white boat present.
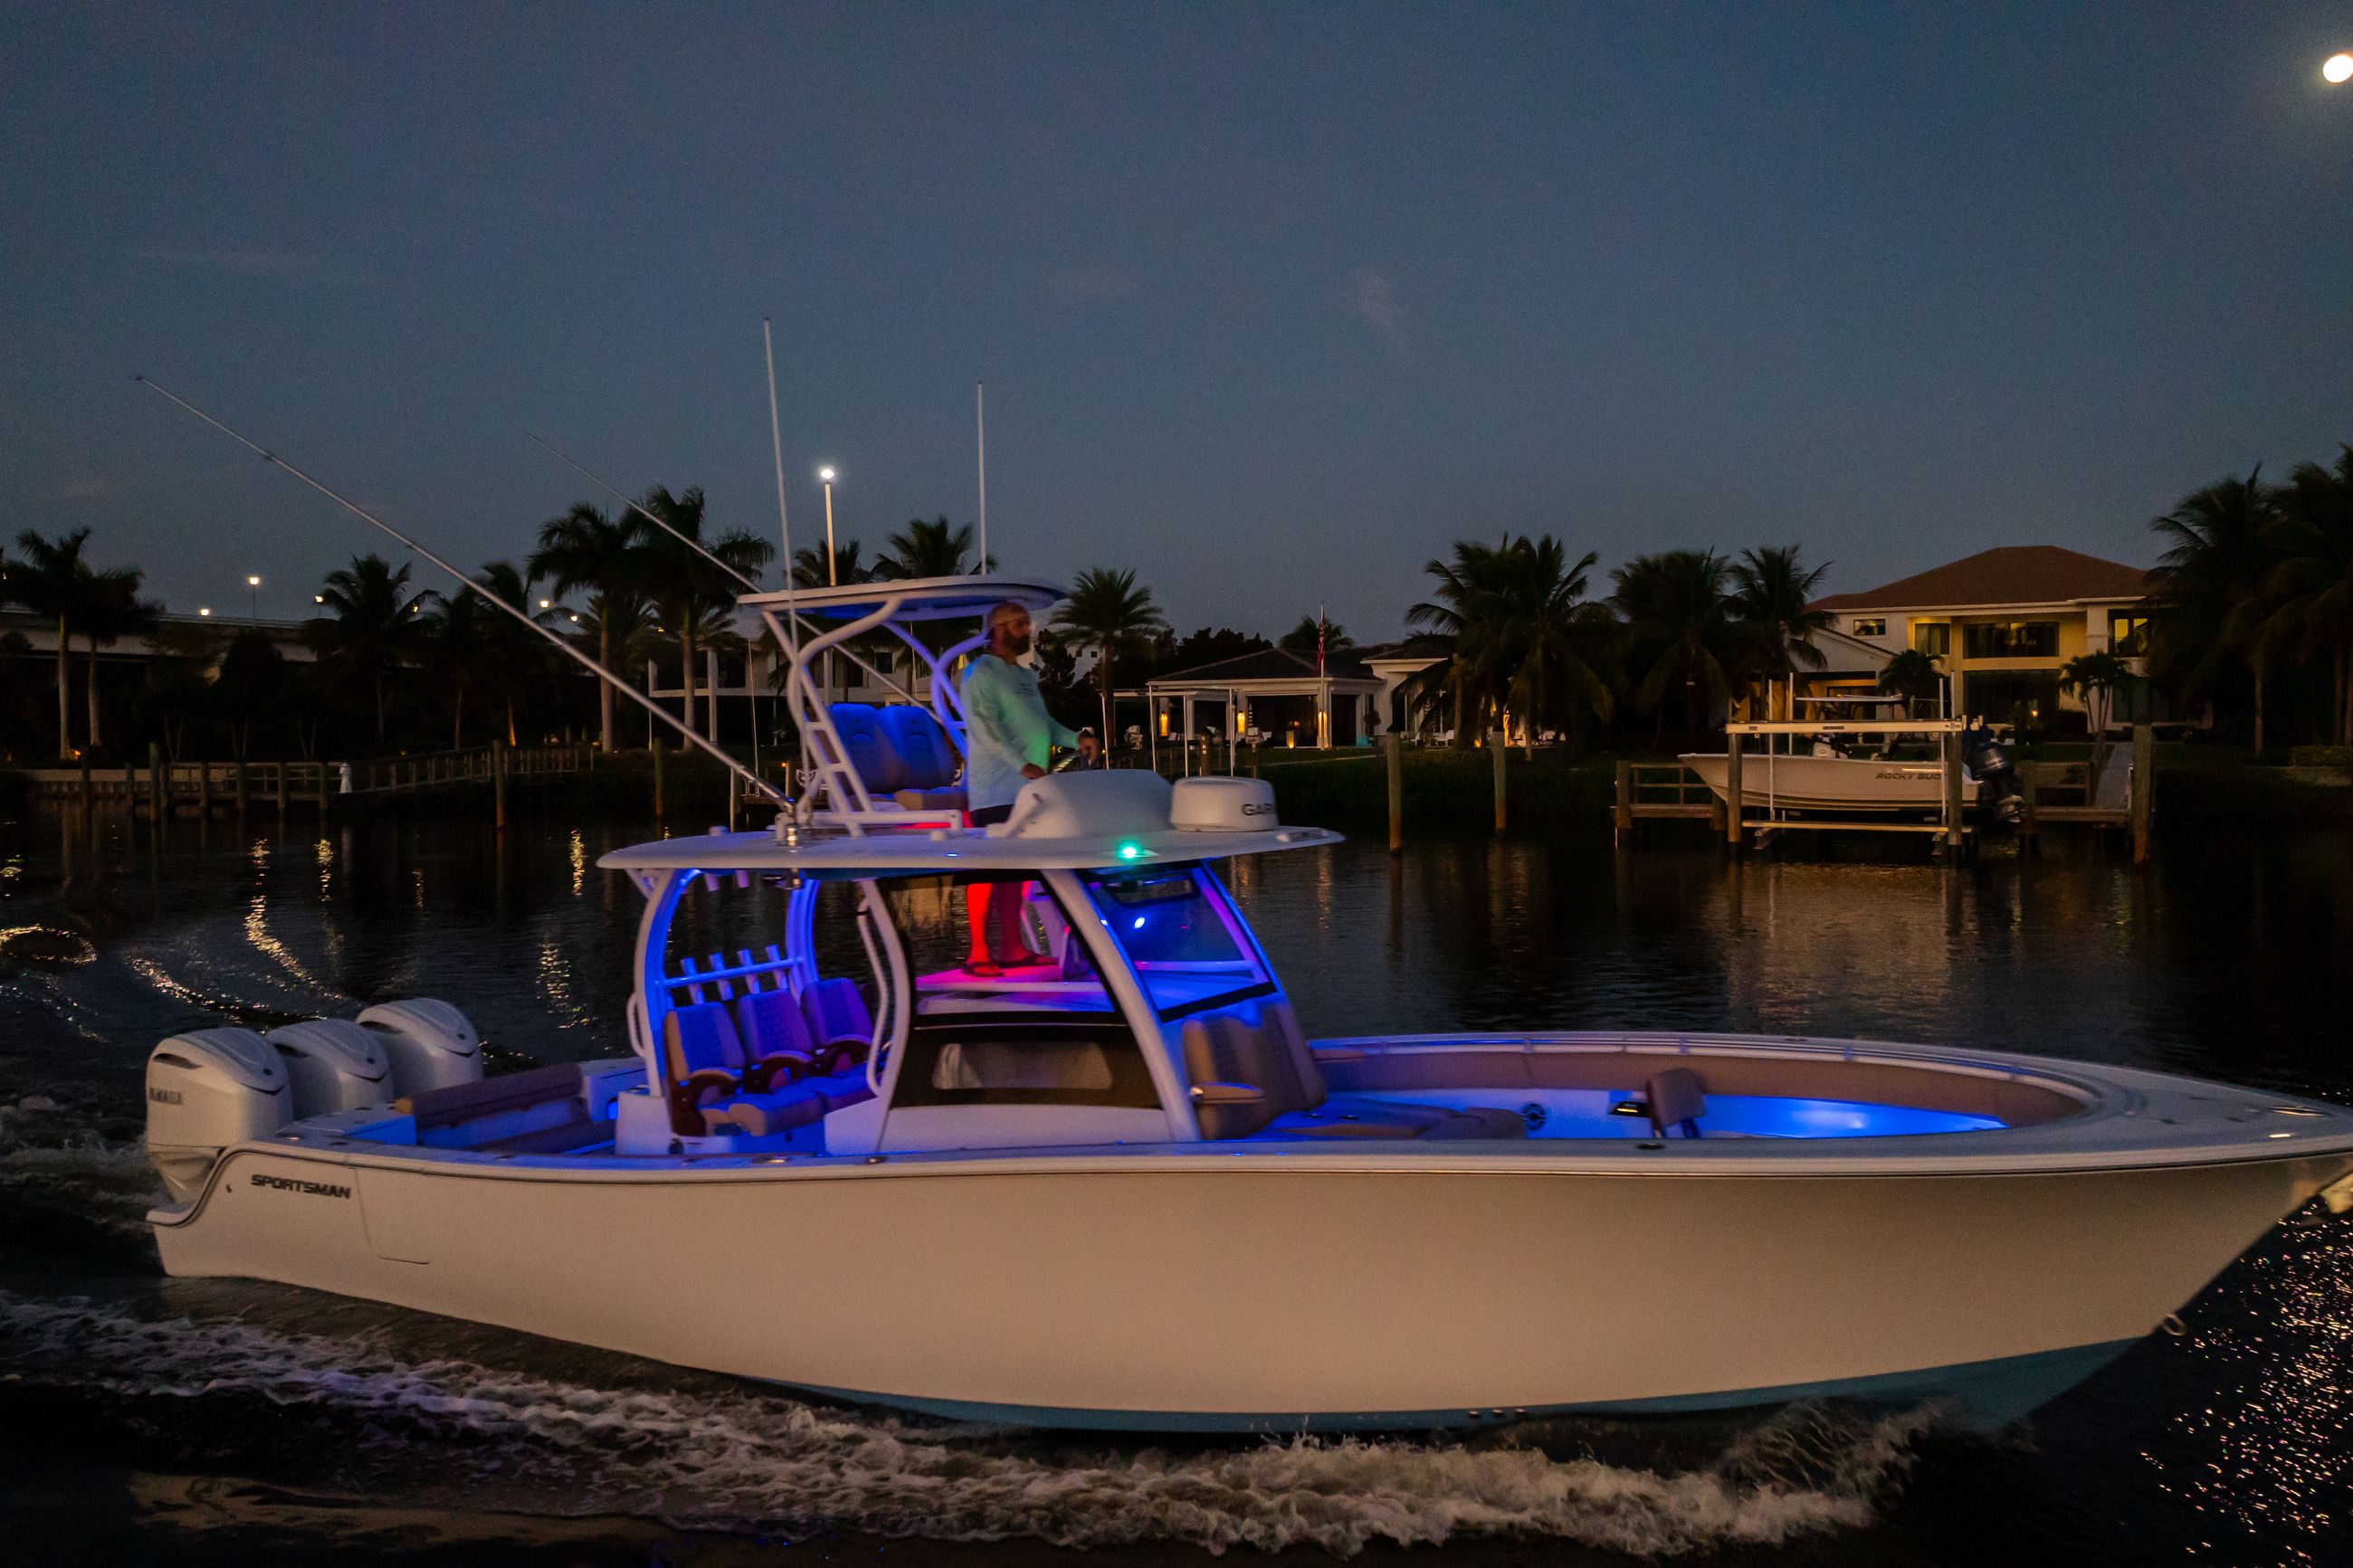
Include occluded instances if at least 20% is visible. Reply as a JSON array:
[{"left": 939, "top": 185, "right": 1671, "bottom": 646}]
[
  {"left": 142, "top": 577, "right": 2353, "bottom": 1432},
  {"left": 1678, "top": 750, "right": 1958, "bottom": 813}
]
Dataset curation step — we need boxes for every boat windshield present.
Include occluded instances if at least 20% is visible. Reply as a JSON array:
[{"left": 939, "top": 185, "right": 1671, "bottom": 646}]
[{"left": 1081, "top": 864, "right": 1272, "bottom": 1020}]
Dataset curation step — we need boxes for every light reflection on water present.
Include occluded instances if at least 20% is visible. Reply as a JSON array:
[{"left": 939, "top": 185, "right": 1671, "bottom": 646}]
[{"left": 0, "top": 809, "right": 2348, "bottom": 1563}]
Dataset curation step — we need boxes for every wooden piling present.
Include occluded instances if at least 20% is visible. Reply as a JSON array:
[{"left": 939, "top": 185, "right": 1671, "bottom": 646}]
[
  {"left": 1941, "top": 733, "right": 1965, "bottom": 852},
  {"left": 1613, "top": 759, "right": 1634, "bottom": 841},
  {"left": 148, "top": 744, "right": 164, "bottom": 822},
  {"left": 1723, "top": 741, "right": 1744, "bottom": 849},
  {"left": 1491, "top": 736, "right": 1507, "bottom": 835},
  {"left": 492, "top": 738, "right": 509, "bottom": 831},
  {"left": 2018, "top": 765, "right": 2039, "bottom": 853},
  {"left": 233, "top": 757, "right": 249, "bottom": 815},
  {"left": 315, "top": 760, "right": 329, "bottom": 813},
  {"left": 652, "top": 741, "right": 665, "bottom": 820},
  {"left": 1385, "top": 734, "right": 1404, "bottom": 852},
  {"left": 2131, "top": 723, "right": 2154, "bottom": 866},
  {"left": 196, "top": 760, "right": 213, "bottom": 816}
]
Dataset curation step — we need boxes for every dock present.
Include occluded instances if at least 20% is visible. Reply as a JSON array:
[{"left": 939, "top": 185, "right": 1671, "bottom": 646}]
[{"left": 19, "top": 742, "right": 594, "bottom": 828}]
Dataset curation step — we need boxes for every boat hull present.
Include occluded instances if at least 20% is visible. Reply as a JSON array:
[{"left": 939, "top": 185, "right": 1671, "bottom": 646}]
[
  {"left": 1680, "top": 753, "right": 1953, "bottom": 813},
  {"left": 154, "top": 1143, "right": 2347, "bottom": 1430}
]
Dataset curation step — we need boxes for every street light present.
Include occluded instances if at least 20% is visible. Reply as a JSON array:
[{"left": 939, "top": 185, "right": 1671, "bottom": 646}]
[
  {"left": 2328, "top": 52, "right": 2353, "bottom": 83},
  {"left": 817, "top": 467, "right": 839, "bottom": 585},
  {"left": 246, "top": 574, "right": 262, "bottom": 619}
]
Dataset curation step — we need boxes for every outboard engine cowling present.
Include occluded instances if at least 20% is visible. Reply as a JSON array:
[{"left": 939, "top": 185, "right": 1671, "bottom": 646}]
[
  {"left": 356, "top": 999, "right": 483, "bottom": 1098},
  {"left": 265, "top": 1019, "right": 392, "bottom": 1118},
  {"left": 1960, "top": 718, "right": 2024, "bottom": 824},
  {"left": 146, "top": 1028, "right": 288, "bottom": 1203}
]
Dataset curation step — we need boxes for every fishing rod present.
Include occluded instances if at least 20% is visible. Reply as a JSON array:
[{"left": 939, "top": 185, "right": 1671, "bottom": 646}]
[{"left": 135, "top": 376, "right": 789, "bottom": 808}]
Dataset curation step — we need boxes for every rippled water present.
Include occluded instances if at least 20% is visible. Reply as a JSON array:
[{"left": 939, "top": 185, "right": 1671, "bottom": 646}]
[{"left": 2, "top": 806, "right": 2348, "bottom": 1565}]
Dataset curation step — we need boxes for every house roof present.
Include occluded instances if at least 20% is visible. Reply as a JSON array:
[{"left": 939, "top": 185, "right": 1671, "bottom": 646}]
[
  {"left": 1811, "top": 546, "right": 2154, "bottom": 613},
  {"left": 1148, "top": 645, "right": 1377, "bottom": 686}
]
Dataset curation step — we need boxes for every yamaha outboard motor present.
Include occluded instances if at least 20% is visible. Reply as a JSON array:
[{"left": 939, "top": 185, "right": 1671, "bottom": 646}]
[{"left": 1960, "top": 718, "right": 2023, "bottom": 823}]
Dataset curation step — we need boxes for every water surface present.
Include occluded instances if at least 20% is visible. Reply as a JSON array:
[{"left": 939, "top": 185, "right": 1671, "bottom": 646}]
[{"left": 2, "top": 807, "right": 2348, "bottom": 1566}]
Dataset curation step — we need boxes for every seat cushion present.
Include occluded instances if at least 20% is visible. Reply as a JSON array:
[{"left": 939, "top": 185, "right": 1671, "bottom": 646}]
[
  {"left": 1267, "top": 1097, "right": 1525, "bottom": 1141},
  {"left": 880, "top": 707, "right": 959, "bottom": 789},
  {"left": 892, "top": 786, "right": 969, "bottom": 813},
  {"left": 1418, "top": 1105, "right": 1529, "bottom": 1140},
  {"left": 663, "top": 1002, "right": 747, "bottom": 1081},
  {"left": 735, "top": 987, "right": 816, "bottom": 1061},
  {"left": 702, "top": 1084, "right": 829, "bottom": 1136},
  {"left": 801, "top": 977, "right": 873, "bottom": 1049},
  {"left": 826, "top": 704, "right": 908, "bottom": 794},
  {"left": 802, "top": 1069, "right": 875, "bottom": 1113}
]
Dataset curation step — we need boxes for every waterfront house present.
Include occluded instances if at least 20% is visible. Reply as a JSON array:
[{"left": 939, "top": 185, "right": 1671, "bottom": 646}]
[{"left": 1807, "top": 546, "right": 2159, "bottom": 730}]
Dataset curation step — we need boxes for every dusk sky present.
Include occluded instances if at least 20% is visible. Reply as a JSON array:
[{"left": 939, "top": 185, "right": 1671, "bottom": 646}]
[{"left": 5, "top": 4, "right": 2350, "bottom": 640}]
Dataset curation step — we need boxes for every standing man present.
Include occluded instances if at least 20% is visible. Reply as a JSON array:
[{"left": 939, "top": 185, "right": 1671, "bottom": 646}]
[{"left": 961, "top": 601, "right": 1094, "bottom": 973}]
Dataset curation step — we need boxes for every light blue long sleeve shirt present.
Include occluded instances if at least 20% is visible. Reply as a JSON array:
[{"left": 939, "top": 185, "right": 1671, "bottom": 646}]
[{"left": 960, "top": 653, "right": 1080, "bottom": 811}]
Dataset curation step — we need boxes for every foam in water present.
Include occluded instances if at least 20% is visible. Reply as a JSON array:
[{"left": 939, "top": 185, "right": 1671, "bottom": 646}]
[{"left": 0, "top": 1290, "right": 1929, "bottom": 1555}]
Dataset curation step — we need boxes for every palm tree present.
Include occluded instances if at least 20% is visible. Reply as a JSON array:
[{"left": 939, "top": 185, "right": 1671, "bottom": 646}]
[
  {"left": 1405, "top": 537, "right": 1516, "bottom": 746},
  {"left": 305, "top": 555, "right": 427, "bottom": 748},
  {"left": 640, "top": 486, "right": 773, "bottom": 746},
  {"left": 1051, "top": 567, "right": 1168, "bottom": 740},
  {"left": 77, "top": 567, "right": 158, "bottom": 753},
  {"left": 2147, "top": 469, "right": 2283, "bottom": 752},
  {"left": 2058, "top": 651, "right": 2132, "bottom": 737},
  {"left": 5, "top": 528, "right": 99, "bottom": 757},
  {"left": 791, "top": 539, "right": 872, "bottom": 589},
  {"left": 532, "top": 502, "right": 651, "bottom": 754},
  {"left": 874, "top": 518, "right": 987, "bottom": 579},
  {"left": 475, "top": 561, "right": 557, "bottom": 746},
  {"left": 1492, "top": 537, "right": 1617, "bottom": 755},
  {"left": 1613, "top": 548, "right": 1739, "bottom": 738},
  {"left": 213, "top": 628, "right": 285, "bottom": 759},
  {"left": 1728, "top": 546, "right": 1833, "bottom": 717},
  {"left": 1877, "top": 648, "right": 1945, "bottom": 715},
  {"left": 419, "top": 584, "right": 497, "bottom": 749},
  {"left": 1277, "top": 615, "right": 1356, "bottom": 657},
  {"left": 2266, "top": 447, "right": 2353, "bottom": 746}
]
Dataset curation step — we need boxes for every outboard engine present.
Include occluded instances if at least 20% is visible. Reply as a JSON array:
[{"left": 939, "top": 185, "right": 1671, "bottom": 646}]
[
  {"left": 264, "top": 1019, "right": 392, "bottom": 1117},
  {"left": 356, "top": 999, "right": 483, "bottom": 1098},
  {"left": 1960, "top": 718, "right": 2023, "bottom": 823},
  {"left": 146, "top": 1028, "right": 288, "bottom": 1203}
]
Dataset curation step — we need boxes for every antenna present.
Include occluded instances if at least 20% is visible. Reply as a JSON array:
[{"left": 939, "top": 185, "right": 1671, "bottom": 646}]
[
  {"left": 976, "top": 381, "right": 986, "bottom": 572},
  {"left": 761, "top": 318, "right": 799, "bottom": 647},
  {"left": 137, "top": 376, "right": 786, "bottom": 806}
]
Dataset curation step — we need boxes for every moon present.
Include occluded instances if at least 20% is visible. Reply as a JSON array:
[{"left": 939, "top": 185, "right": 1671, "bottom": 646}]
[{"left": 2326, "top": 52, "right": 2353, "bottom": 83}]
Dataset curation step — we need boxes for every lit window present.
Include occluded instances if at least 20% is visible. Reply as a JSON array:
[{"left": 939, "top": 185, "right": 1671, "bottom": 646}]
[
  {"left": 1853, "top": 617, "right": 1887, "bottom": 637},
  {"left": 1910, "top": 622, "right": 1949, "bottom": 657},
  {"left": 1962, "top": 622, "right": 2060, "bottom": 660},
  {"left": 2109, "top": 613, "right": 2150, "bottom": 655}
]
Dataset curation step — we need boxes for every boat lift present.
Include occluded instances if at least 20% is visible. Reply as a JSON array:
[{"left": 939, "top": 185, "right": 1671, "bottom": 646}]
[{"left": 1717, "top": 718, "right": 1974, "bottom": 851}]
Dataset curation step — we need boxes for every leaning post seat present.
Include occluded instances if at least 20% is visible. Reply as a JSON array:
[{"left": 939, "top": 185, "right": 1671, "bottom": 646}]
[
  {"left": 824, "top": 704, "right": 909, "bottom": 797},
  {"left": 1181, "top": 1002, "right": 1524, "bottom": 1142},
  {"left": 660, "top": 1001, "right": 826, "bottom": 1138},
  {"left": 880, "top": 706, "right": 965, "bottom": 815},
  {"left": 795, "top": 978, "right": 878, "bottom": 1109}
]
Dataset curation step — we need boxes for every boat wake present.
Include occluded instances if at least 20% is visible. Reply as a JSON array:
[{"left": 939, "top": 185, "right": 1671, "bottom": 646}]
[
  {"left": 0, "top": 1289, "right": 1932, "bottom": 1557},
  {"left": 0, "top": 1100, "right": 163, "bottom": 1240}
]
